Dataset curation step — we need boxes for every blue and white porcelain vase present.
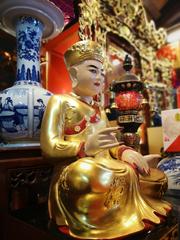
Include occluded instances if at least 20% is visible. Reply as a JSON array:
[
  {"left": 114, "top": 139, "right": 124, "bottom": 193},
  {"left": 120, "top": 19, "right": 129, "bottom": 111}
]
[
  {"left": 0, "top": 0, "right": 64, "bottom": 146},
  {"left": 158, "top": 153, "right": 180, "bottom": 197},
  {"left": 0, "top": 16, "right": 52, "bottom": 145}
]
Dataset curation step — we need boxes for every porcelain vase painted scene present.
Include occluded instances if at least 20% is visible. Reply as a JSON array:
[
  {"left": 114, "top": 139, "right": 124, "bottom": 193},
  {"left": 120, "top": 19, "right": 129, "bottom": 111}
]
[
  {"left": 158, "top": 153, "right": 180, "bottom": 196},
  {"left": 0, "top": 16, "right": 52, "bottom": 144}
]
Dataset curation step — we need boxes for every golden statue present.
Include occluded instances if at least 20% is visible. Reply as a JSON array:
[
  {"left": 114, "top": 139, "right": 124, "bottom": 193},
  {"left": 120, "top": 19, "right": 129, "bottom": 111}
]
[{"left": 40, "top": 40, "right": 171, "bottom": 239}]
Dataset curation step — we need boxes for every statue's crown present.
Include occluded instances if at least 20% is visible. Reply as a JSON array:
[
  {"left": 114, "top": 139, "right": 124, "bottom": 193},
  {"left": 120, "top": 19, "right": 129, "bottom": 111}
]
[{"left": 64, "top": 40, "right": 104, "bottom": 68}]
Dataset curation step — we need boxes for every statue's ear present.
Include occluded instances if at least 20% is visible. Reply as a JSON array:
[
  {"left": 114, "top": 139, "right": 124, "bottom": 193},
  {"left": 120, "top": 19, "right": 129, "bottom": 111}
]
[{"left": 69, "top": 66, "right": 78, "bottom": 88}]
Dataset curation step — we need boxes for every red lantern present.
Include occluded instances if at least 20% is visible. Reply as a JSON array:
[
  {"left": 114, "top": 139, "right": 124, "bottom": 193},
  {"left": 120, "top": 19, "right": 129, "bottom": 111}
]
[{"left": 115, "top": 91, "right": 143, "bottom": 110}]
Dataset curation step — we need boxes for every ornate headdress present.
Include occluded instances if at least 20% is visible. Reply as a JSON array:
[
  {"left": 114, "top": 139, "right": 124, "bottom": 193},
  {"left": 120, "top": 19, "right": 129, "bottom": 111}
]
[{"left": 64, "top": 40, "right": 104, "bottom": 68}]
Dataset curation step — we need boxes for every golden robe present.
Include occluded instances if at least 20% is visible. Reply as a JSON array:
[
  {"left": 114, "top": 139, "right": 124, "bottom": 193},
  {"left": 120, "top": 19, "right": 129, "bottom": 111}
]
[{"left": 40, "top": 94, "right": 171, "bottom": 239}]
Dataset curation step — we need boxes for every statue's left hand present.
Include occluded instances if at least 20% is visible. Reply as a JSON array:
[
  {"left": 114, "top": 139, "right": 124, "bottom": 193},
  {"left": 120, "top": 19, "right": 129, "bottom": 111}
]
[
  {"left": 121, "top": 149, "right": 150, "bottom": 175},
  {"left": 143, "top": 154, "right": 161, "bottom": 168}
]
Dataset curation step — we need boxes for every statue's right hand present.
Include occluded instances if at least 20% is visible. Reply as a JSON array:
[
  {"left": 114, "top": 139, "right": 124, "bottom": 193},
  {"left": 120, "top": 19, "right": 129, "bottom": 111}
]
[{"left": 84, "top": 127, "right": 122, "bottom": 156}]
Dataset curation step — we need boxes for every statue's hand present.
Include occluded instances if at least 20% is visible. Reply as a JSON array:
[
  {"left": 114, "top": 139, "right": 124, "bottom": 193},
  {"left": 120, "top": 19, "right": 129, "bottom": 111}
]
[
  {"left": 85, "top": 127, "right": 121, "bottom": 156},
  {"left": 143, "top": 154, "right": 161, "bottom": 168},
  {"left": 121, "top": 149, "right": 150, "bottom": 175}
]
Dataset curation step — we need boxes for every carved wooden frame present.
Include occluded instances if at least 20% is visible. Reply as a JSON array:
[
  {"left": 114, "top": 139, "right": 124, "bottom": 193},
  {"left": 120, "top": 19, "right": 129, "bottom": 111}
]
[{"left": 78, "top": 0, "right": 173, "bottom": 109}]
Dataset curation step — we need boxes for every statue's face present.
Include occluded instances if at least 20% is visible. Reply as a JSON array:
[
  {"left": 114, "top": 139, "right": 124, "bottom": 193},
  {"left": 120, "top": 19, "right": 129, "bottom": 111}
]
[{"left": 72, "top": 59, "right": 104, "bottom": 97}]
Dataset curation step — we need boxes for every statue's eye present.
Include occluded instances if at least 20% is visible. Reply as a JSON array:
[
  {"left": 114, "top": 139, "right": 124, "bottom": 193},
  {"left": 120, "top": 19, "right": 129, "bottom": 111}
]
[
  {"left": 101, "top": 72, "right": 105, "bottom": 77},
  {"left": 89, "top": 68, "right": 97, "bottom": 74}
]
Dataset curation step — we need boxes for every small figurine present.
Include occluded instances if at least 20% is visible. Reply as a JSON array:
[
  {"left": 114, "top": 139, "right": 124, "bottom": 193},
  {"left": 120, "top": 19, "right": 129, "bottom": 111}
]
[
  {"left": 151, "top": 109, "right": 162, "bottom": 127},
  {"left": 40, "top": 40, "right": 171, "bottom": 239}
]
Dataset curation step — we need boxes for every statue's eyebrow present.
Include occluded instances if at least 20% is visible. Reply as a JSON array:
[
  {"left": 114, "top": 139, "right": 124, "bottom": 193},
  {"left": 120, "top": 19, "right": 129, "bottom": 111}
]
[{"left": 87, "top": 64, "right": 98, "bottom": 69}]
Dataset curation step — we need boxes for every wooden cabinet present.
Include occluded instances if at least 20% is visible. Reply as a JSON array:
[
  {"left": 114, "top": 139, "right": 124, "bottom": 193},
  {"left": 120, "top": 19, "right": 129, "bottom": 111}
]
[{"left": 0, "top": 146, "right": 59, "bottom": 240}]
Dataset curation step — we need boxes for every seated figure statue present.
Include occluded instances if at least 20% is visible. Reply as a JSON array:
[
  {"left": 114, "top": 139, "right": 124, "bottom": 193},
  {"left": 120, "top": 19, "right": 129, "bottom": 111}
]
[{"left": 40, "top": 40, "right": 171, "bottom": 239}]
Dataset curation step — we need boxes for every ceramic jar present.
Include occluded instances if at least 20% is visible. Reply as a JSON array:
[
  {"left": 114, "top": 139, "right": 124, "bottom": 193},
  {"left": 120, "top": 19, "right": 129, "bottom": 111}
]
[{"left": 158, "top": 153, "right": 180, "bottom": 196}]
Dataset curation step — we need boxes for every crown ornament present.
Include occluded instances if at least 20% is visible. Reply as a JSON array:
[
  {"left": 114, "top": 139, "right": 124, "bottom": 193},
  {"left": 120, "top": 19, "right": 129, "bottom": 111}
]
[{"left": 64, "top": 40, "right": 104, "bottom": 68}]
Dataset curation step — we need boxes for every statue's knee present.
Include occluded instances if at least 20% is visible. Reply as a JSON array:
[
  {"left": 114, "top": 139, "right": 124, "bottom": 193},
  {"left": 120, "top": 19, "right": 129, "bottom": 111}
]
[{"left": 139, "top": 168, "right": 168, "bottom": 198}]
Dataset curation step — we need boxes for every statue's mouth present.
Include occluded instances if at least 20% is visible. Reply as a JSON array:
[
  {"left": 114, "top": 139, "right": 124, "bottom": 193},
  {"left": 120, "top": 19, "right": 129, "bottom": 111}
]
[{"left": 94, "top": 82, "right": 100, "bottom": 87}]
